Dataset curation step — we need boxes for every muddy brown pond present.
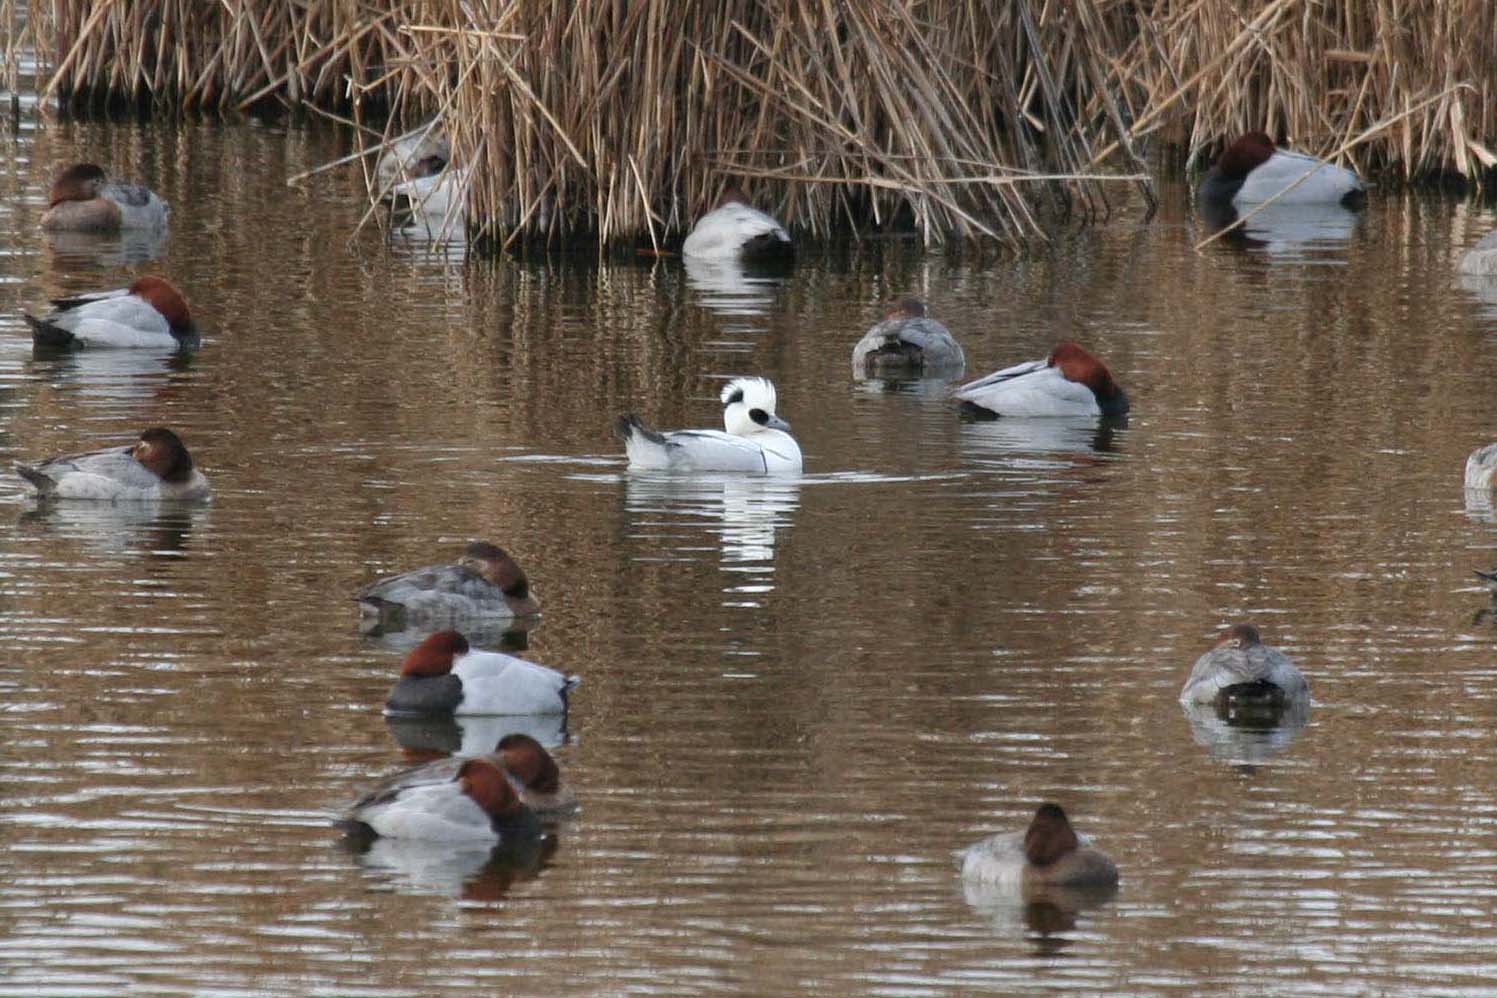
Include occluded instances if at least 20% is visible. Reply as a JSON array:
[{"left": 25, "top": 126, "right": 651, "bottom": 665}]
[{"left": 3, "top": 115, "right": 1497, "bottom": 996}]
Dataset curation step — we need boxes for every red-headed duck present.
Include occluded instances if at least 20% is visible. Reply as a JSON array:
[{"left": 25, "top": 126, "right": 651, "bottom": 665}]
[
  {"left": 355, "top": 541, "right": 540, "bottom": 633},
  {"left": 24, "top": 276, "right": 197, "bottom": 351},
  {"left": 1198, "top": 132, "right": 1367, "bottom": 208},
  {"left": 955, "top": 342, "right": 1128, "bottom": 419},
  {"left": 15, "top": 427, "right": 209, "bottom": 501},
  {"left": 1179, "top": 624, "right": 1310, "bottom": 709},
  {"left": 615, "top": 376, "right": 803, "bottom": 473},
  {"left": 681, "top": 187, "right": 792, "bottom": 261},
  {"left": 344, "top": 757, "right": 540, "bottom": 842},
  {"left": 385, "top": 630, "right": 578, "bottom": 717},
  {"left": 40, "top": 163, "right": 170, "bottom": 231},
  {"left": 852, "top": 298, "right": 966, "bottom": 380},
  {"left": 960, "top": 803, "right": 1119, "bottom": 890},
  {"left": 354, "top": 732, "right": 578, "bottom": 819}
]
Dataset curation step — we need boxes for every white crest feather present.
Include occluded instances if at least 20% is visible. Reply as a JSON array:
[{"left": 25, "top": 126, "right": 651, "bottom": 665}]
[{"left": 720, "top": 376, "right": 777, "bottom": 413}]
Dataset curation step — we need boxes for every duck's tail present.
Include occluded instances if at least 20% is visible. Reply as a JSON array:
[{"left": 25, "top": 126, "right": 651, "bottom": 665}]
[
  {"left": 13, "top": 462, "right": 54, "bottom": 495},
  {"left": 24, "top": 313, "right": 75, "bottom": 350}
]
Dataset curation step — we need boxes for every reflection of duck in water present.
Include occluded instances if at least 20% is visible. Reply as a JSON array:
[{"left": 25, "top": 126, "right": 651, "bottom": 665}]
[
  {"left": 1180, "top": 693, "right": 1310, "bottom": 768},
  {"left": 347, "top": 831, "right": 557, "bottom": 900},
  {"left": 681, "top": 251, "right": 792, "bottom": 319},
  {"left": 385, "top": 709, "right": 568, "bottom": 758},
  {"left": 1198, "top": 196, "right": 1363, "bottom": 256},
  {"left": 18, "top": 497, "right": 202, "bottom": 556},
  {"left": 1473, "top": 569, "right": 1497, "bottom": 626},
  {"left": 623, "top": 472, "right": 801, "bottom": 569},
  {"left": 1179, "top": 624, "right": 1309, "bottom": 728},
  {"left": 851, "top": 299, "right": 965, "bottom": 382},
  {"left": 1460, "top": 229, "right": 1497, "bottom": 276}
]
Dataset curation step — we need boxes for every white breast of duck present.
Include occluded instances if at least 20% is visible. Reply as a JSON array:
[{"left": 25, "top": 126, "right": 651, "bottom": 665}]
[
  {"left": 615, "top": 376, "right": 803, "bottom": 473},
  {"left": 960, "top": 804, "right": 1118, "bottom": 891},
  {"left": 25, "top": 276, "right": 197, "bottom": 351},
  {"left": 1179, "top": 624, "right": 1310, "bottom": 706},
  {"left": 852, "top": 298, "right": 966, "bottom": 379},
  {"left": 682, "top": 188, "right": 792, "bottom": 261},
  {"left": 1199, "top": 132, "right": 1367, "bottom": 208},
  {"left": 346, "top": 757, "right": 538, "bottom": 842},
  {"left": 955, "top": 342, "right": 1128, "bottom": 419},
  {"left": 40, "top": 163, "right": 170, "bottom": 231},
  {"left": 14, "top": 427, "right": 209, "bottom": 501},
  {"left": 385, "top": 630, "right": 578, "bottom": 716},
  {"left": 356, "top": 541, "right": 540, "bottom": 631}
]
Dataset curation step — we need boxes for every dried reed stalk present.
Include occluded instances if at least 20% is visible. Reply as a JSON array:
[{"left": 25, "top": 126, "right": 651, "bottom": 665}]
[{"left": 16, "top": 0, "right": 1497, "bottom": 249}]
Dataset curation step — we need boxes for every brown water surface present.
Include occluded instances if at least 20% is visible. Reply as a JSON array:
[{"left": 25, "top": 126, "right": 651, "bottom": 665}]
[{"left": 3, "top": 116, "right": 1497, "bottom": 996}]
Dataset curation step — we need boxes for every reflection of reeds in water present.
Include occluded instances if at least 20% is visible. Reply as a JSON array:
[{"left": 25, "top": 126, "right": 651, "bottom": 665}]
[
  {"left": 17, "top": 1, "right": 1495, "bottom": 246},
  {"left": 22, "top": 0, "right": 1159, "bottom": 247}
]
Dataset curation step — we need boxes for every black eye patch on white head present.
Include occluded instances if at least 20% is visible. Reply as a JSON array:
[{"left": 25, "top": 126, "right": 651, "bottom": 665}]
[{"left": 749, "top": 408, "right": 770, "bottom": 425}]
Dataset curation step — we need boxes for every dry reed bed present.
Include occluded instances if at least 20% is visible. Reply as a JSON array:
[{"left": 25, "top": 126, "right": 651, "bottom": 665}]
[{"left": 10, "top": 0, "right": 1496, "bottom": 247}]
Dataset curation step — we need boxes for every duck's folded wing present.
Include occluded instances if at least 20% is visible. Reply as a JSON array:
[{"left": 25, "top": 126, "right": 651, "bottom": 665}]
[
  {"left": 49, "top": 286, "right": 131, "bottom": 312},
  {"left": 955, "top": 358, "right": 1048, "bottom": 395},
  {"left": 956, "top": 364, "right": 1096, "bottom": 414},
  {"left": 1238, "top": 149, "right": 1364, "bottom": 202},
  {"left": 349, "top": 757, "right": 467, "bottom": 811},
  {"left": 356, "top": 562, "right": 476, "bottom": 602},
  {"left": 101, "top": 182, "right": 158, "bottom": 208},
  {"left": 664, "top": 430, "right": 776, "bottom": 472},
  {"left": 17, "top": 445, "right": 151, "bottom": 488},
  {"left": 51, "top": 296, "right": 173, "bottom": 340}
]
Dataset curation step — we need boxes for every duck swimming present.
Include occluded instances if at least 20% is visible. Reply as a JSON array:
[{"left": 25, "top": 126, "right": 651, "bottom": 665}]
[
  {"left": 1198, "top": 132, "right": 1367, "bottom": 208},
  {"left": 385, "top": 630, "right": 578, "bottom": 717},
  {"left": 15, "top": 427, "right": 209, "bottom": 501},
  {"left": 954, "top": 342, "right": 1128, "bottom": 419},
  {"left": 959, "top": 803, "right": 1119, "bottom": 890},
  {"left": 681, "top": 187, "right": 792, "bottom": 261},
  {"left": 40, "top": 163, "right": 170, "bottom": 231},
  {"left": 356, "top": 732, "right": 577, "bottom": 819},
  {"left": 1179, "top": 623, "right": 1310, "bottom": 712},
  {"left": 355, "top": 541, "right": 540, "bottom": 634},
  {"left": 24, "top": 276, "right": 198, "bottom": 351},
  {"left": 342, "top": 756, "right": 540, "bottom": 842},
  {"left": 615, "top": 376, "right": 803, "bottom": 473},
  {"left": 851, "top": 298, "right": 965, "bottom": 380}
]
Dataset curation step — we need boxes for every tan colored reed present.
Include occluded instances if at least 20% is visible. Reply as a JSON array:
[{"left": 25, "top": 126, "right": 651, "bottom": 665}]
[{"left": 15, "top": 0, "right": 1497, "bottom": 248}]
